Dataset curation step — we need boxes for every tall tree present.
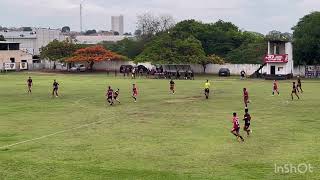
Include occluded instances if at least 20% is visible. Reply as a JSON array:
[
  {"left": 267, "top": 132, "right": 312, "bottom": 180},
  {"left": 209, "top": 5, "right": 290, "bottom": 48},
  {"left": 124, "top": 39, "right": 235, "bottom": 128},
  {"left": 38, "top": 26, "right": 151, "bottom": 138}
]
[
  {"left": 292, "top": 11, "right": 320, "bottom": 65},
  {"left": 0, "top": 35, "right": 5, "bottom": 41},
  {"left": 62, "top": 26, "right": 71, "bottom": 33},
  {"left": 40, "top": 40, "right": 85, "bottom": 62},
  {"left": 66, "top": 45, "right": 125, "bottom": 70}
]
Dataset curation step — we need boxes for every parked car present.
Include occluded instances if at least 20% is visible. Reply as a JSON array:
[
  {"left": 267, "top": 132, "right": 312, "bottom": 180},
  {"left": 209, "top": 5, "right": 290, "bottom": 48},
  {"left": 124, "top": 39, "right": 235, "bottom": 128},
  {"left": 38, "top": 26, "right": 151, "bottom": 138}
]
[
  {"left": 219, "top": 68, "right": 230, "bottom": 77},
  {"left": 70, "top": 64, "right": 86, "bottom": 72}
]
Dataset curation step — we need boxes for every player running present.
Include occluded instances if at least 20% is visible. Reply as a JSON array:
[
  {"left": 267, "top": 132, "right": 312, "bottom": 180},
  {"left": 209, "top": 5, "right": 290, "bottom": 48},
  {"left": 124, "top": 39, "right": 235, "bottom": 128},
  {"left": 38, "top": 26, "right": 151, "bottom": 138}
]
[
  {"left": 132, "top": 84, "right": 138, "bottom": 102},
  {"left": 231, "top": 112, "right": 245, "bottom": 142},
  {"left": 243, "top": 108, "right": 252, "bottom": 136},
  {"left": 243, "top": 88, "right": 250, "bottom": 107},
  {"left": 52, "top": 80, "right": 59, "bottom": 97},
  {"left": 106, "top": 86, "right": 114, "bottom": 105},
  {"left": 291, "top": 82, "right": 300, "bottom": 100},
  {"left": 204, "top": 80, "right": 210, "bottom": 99},
  {"left": 170, "top": 79, "right": 175, "bottom": 94},
  {"left": 272, "top": 80, "right": 280, "bottom": 96},
  {"left": 27, "top": 77, "right": 33, "bottom": 94},
  {"left": 113, "top": 89, "right": 120, "bottom": 104},
  {"left": 297, "top": 76, "right": 303, "bottom": 93}
]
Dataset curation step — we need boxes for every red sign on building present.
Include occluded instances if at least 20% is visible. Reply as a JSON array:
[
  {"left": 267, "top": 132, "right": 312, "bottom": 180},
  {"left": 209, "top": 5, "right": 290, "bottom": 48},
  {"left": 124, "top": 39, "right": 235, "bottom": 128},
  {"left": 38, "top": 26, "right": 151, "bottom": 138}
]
[{"left": 264, "top": 54, "right": 288, "bottom": 63}]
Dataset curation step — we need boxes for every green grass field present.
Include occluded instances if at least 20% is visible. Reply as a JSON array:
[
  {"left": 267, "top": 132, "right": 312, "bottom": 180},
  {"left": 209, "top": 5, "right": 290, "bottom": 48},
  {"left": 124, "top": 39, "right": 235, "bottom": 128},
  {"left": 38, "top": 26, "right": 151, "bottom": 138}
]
[{"left": 0, "top": 72, "right": 319, "bottom": 180}]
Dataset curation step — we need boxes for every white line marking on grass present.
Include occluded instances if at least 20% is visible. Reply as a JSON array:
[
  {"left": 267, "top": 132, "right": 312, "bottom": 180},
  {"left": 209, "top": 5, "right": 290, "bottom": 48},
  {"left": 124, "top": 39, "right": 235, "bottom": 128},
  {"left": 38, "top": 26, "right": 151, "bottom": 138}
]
[{"left": 0, "top": 118, "right": 106, "bottom": 150}]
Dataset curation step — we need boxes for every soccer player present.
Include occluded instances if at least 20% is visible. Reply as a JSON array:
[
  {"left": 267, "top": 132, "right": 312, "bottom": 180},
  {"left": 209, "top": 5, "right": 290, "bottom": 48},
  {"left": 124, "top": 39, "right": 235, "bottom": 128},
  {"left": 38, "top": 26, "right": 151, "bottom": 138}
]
[
  {"left": 231, "top": 112, "right": 244, "bottom": 142},
  {"left": 204, "top": 80, "right": 210, "bottom": 99},
  {"left": 132, "top": 84, "right": 138, "bottom": 102},
  {"left": 291, "top": 82, "right": 300, "bottom": 100},
  {"left": 170, "top": 79, "right": 175, "bottom": 94},
  {"left": 113, "top": 89, "right": 120, "bottom": 104},
  {"left": 243, "top": 108, "right": 252, "bottom": 136},
  {"left": 106, "top": 86, "right": 114, "bottom": 105},
  {"left": 27, "top": 77, "right": 33, "bottom": 94},
  {"left": 297, "top": 76, "right": 303, "bottom": 93},
  {"left": 52, "top": 80, "right": 59, "bottom": 97},
  {"left": 243, "top": 88, "right": 249, "bottom": 107},
  {"left": 272, "top": 80, "right": 280, "bottom": 96}
]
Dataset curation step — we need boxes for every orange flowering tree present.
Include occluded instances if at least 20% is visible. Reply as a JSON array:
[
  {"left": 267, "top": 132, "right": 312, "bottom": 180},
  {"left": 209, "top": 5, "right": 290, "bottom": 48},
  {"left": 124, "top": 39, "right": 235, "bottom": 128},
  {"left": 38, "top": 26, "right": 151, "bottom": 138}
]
[{"left": 66, "top": 45, "right": 125, "bottom": 70}]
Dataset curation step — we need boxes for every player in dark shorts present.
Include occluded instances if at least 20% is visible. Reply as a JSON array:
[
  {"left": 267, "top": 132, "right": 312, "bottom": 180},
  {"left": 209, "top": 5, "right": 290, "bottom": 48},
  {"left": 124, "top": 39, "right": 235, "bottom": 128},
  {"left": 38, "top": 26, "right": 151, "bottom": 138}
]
[
  {"left": 170, "top": 79, "right": 175, "bottom": 94},
  {"left": 27, "top": 77, "right": 33, "bottom": 94},
  {"left": 113, "top": 89, "right": 120, "bottom": 104},
  {"left": 231, "top": 112, "right": 244, "bottom": 142},
  {"left": 297, "top": 77, "right": 303, "bottom": 93},
  {"left": 243, "top": 88, "right": 250, "bottom": 107},
  {"left": 52, "top": 80, "right": 59, "bottom": 97},
  {"left": 291, "top": 82, "right": 300, "bottom": 100},
  {"left": 243, "top": 108, "right": 252, "bottom": 136},
  {"left": 106, "top": 86, "right": 114, "bottom": 105},
  {"left": 204, "top": 80, "right": 210, "bottom": 99},
  {"left": 132, "top": 84, "right": 138, "bottom": 102}
]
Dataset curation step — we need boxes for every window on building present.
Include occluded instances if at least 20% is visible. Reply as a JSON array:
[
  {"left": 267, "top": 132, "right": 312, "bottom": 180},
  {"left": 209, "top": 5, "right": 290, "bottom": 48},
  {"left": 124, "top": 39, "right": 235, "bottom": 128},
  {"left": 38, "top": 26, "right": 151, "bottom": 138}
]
[
  {"left": 278, "top": 67, "right": 283, "bottom": 71},
  {"left": 21, "top": 60, "right": 27, "bottom": 62},
  {"left": 10, "top": 58, "right": 15, "bottom": 63}
]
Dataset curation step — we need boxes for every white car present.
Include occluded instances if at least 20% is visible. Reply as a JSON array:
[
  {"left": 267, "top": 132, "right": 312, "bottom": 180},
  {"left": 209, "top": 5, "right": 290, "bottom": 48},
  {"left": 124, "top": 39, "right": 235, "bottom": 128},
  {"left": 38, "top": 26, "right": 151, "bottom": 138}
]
[{"left": 70, "top": 64, "right": 86, "bottom": 72}]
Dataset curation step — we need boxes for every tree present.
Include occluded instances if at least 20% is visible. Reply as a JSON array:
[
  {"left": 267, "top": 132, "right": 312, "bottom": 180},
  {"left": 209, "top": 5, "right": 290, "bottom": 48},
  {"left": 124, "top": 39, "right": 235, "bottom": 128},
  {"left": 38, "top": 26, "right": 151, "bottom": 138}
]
[
  {"left": 101, "top": 38, "right": 145, "bottom": 59},
  {"left": 40, "top": 40, "right": 85, "bottom": 62},
  {"left": 84, "top": 29, "right": 97, "bottom": 35},
  {"left": 113, "top": 31, "right": 120, "bottom": 36},
  {"left": 22, "top": 27, "right": 32, "bottom": 31},
  {"left": 292, "top": 11, "right": 320, "bottom": 65},
  {"left": 136, "top": 13, "right": 175, "bottom": 37},
  {"left": 135, "top": 33, "right": 206, "bottom": 64},
  {"left": 0, "top": 35, "right": 5, "bottom": 41},
  {"left": 200, "top": 55, "right": 225, "bottom": 73},
  {"left": 62, "top": 26, "right": 71, "bottom": 33},
  {"left": 66, "top": 45, "right": 125, "bottom": 70}
]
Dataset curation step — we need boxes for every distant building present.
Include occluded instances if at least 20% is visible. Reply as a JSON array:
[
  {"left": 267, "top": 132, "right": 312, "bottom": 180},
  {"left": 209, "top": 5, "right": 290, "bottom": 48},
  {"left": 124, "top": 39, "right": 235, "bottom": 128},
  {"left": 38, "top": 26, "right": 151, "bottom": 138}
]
[
  {"left": 0, "top": 41, "right": 33, "bottom": 71},
  {"left": 111, "top": 15, "right": 124, "bottom": 35},
  {"left": 0, "top": 28, "right": 66, "bottom": 55},
  {"left": 74, "top": 35, "right": 134, "bottom": 45}
]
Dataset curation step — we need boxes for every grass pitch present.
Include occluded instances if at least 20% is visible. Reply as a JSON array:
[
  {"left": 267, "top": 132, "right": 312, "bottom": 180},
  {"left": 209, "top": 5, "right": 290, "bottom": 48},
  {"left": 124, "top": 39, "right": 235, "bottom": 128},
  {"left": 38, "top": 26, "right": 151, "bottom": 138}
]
[{"left": 0, "top": 72, "right": 319, "bottom": 180}]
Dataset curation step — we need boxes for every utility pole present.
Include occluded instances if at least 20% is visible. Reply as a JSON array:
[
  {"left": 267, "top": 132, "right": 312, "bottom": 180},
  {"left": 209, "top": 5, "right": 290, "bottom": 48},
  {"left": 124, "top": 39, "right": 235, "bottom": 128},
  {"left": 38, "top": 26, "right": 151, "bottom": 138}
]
[{"left": 80, "top": 3, "right": 83, "bottom": 33}]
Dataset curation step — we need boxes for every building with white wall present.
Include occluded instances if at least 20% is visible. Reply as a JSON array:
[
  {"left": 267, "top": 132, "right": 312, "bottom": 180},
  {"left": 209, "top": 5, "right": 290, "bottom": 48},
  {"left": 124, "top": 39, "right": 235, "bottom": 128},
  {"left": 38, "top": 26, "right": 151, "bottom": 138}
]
[
  {"left": 264, "top": 39, "right": 293, "bottom": 78},
  {"left": 111, "top": 15, "right": 124, "bottom": 35},
  {"left": 74, "top": 35, "right": 134, "bottom": 44},
  {"left": 0, "top": 28, "right": 66, "bottom": 55},
  {"left": 0, "top": 41, "right": 33, "bottom": 70}
]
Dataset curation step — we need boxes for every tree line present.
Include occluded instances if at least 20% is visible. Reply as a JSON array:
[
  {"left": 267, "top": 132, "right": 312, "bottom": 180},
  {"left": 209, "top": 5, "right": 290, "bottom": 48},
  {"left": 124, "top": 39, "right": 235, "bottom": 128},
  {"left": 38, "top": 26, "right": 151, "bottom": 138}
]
[{"left": 40, "top": 11, "right": 320, "bottom": 70}]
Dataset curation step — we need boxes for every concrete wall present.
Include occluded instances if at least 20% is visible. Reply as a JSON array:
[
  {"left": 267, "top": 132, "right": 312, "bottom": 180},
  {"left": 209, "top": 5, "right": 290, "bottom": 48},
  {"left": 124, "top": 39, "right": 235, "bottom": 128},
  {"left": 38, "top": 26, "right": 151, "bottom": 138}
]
[{"left": 0, "top": 50, "right": 33, "bottom": 69}]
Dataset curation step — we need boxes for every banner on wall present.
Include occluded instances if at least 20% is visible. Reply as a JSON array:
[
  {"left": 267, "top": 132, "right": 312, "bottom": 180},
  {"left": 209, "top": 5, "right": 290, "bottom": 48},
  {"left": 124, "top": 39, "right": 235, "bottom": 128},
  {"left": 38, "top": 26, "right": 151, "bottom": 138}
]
[
  {"left": 20, "top": 62, "right": 28, "bottom": 70},
  {"left": 4, "top": 63, "right": 16, "bottom": 70},
  {"left": 264, "top": 54, "right": 288, "bottom": 63}
]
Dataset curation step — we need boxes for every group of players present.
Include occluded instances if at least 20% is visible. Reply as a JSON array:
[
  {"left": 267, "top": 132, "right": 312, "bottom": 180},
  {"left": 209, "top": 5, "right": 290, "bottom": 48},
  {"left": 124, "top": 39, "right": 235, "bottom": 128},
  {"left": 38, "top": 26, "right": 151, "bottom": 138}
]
[
  {"left": 106, "top": 84, "right": 138, "bottom": 105},
  {"left": 26, "top": 75, "right": 304, "bottom": 143}
]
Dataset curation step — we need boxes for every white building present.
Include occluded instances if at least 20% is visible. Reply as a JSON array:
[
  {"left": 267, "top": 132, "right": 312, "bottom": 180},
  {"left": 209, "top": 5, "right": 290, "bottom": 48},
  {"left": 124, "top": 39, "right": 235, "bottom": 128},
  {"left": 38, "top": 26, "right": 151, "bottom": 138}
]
[
  {"left": 0, "top": 28, "right": 66, "bottom": 55},
  {"left": 0, "top": 41, "right": 33, "bottom": 71},
  {"left": 111, "top": 15, "right": 124, "bottom": 35},
  {"left": 74, "top": 35, "right": 134, "bottom": 44},
  {"left": 264, "top": 39, "right": 294, "bottom": 78}
]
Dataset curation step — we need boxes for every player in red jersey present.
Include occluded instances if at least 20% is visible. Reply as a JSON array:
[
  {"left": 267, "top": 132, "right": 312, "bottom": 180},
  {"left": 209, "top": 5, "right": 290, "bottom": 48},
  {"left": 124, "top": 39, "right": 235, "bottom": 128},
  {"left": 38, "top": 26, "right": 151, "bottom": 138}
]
[
  {"left": 27, "top": 77, "right": 33, "bottom": 94},
  {"left": 272, "top": 80, "right": 280, "bottom": 96},
  {"left": 132, "top": 84, "right": 138, "bottom": 102},
  {"left": 243, "top": 88, "right": 249, "bottom": 107},
  {"left": 231, "top": 112, "right": 244, "bottom": 142},
  {"left": 106, "top": 86, "right": 114, "bottom": 105}
]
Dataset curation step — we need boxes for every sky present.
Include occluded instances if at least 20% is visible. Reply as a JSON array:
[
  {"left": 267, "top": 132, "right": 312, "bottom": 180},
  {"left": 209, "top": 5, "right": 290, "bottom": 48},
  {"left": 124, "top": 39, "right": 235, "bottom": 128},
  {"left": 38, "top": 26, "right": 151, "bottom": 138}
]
[{"left": 0, "top": 0, "right": 319, "bottom": 34}]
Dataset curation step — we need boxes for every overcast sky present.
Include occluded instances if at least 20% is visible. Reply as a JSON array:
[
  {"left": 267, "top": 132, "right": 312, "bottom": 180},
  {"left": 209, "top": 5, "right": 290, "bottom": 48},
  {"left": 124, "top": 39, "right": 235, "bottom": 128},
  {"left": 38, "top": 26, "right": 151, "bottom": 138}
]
[{"left": 0, "top": 0, "right": 319, "bottom": 34}]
